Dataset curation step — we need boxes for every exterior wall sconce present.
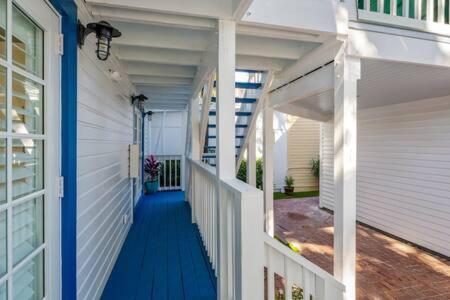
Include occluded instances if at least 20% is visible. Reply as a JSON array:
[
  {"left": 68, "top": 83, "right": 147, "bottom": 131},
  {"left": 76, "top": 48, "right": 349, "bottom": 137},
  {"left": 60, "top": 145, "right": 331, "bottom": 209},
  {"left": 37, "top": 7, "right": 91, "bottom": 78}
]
[
  {"left": 144, "top": 111, "right": 153, "bottom": 121},
  {"left": 131, "top": 94, "right": 148, "bottom": 112},
  {"left": 78, "top": 20, "right": 121, "bottom": 61}
]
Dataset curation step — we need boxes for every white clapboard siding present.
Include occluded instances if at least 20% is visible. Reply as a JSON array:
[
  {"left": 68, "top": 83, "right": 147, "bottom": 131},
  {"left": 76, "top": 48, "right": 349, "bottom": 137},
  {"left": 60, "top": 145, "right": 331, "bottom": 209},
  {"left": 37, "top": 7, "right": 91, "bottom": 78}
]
[
  {"left": 320, "top": 97, "right": 450, "bottom": 257},
  {"left": 76, "top": 2, "right": 136, "bottom": 298},
  {"left": 319, "top": 121, "right": 334, "bottom": 210}
]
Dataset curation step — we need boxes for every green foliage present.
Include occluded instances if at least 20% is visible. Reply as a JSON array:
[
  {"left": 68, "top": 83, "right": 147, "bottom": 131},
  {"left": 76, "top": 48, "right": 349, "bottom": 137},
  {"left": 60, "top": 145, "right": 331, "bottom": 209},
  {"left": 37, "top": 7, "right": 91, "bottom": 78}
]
[
  {"left": 310, "top": 158, "right": 320, "bottom": 179},
  {"left": 284, "top": 175, "right": 294, "bottom": 188},
  {"left": 236, "top": 158, "right": 263, "bottom": 189}
]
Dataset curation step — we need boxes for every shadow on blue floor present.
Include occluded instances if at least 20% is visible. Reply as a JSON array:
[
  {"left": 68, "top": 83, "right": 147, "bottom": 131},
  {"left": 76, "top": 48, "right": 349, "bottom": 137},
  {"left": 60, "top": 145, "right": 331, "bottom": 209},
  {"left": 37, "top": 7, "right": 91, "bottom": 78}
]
[{"left": 101, "top": 191, "right": 217, "bottom": 300}]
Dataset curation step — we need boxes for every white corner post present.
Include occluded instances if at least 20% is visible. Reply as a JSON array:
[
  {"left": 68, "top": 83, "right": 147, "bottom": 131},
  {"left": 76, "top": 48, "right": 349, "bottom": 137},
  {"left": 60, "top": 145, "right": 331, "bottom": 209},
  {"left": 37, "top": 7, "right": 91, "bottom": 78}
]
[
  {"left": 246, "top": 128, "right": 257, "bottom": 187},
  {"left": 333, "top": 46, "right": 360, "bottom": 300},
  {"left": 216, "top": 19, "right": 236, "bottom": 300},
  {"left": 263, "top": 100, "right": 274, "bottom": 237}
]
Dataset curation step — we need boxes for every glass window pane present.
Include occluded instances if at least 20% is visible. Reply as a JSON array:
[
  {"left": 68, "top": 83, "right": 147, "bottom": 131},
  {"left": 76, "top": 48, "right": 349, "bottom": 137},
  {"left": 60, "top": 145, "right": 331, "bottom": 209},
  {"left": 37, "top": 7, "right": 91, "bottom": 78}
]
[
  {"left": 0, "top": 66, "right": 5, "bottom": 131},
  {"left": 0, "top": 0, "right": 6, "bottom": 60},
  {"left": 13, "top": 251, "right": 44, "bottom": 300},
  {"left": 0, "top": 280, "right": 6, "bottom": 300},
  {"left": 12, "top": 72, "right": 43, "bottom": 135},
  {"left": 0, "top": 211, "right": 6, "bottom": 277},
  {"left": 12, "top": 197, "right": 43, "bottom": 266},
  {"left": 12, "top": 139, "right": 43, "bottom": 200},
  {"left": 12, "top": 5, "right": 43, "bottom": 78}
]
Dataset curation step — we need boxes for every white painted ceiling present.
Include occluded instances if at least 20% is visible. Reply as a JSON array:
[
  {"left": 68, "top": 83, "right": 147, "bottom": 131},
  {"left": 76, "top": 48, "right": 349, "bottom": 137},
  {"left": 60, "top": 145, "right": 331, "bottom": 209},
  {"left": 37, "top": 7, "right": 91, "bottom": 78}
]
[
  {"left": 84, "top": 0, "right": 327, "bottom": 110},
  {"left": 281, "top": 59, "right": 450, "bottom": 120}
]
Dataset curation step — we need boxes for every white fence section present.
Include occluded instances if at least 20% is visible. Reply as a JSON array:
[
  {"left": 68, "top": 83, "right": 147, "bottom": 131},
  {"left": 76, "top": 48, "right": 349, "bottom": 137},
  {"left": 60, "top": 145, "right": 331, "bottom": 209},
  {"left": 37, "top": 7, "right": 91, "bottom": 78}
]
[
  {"left": 156, "top": 155, "right": 183, "bottom": 191},
  {"left": 358, "top": 0, "right": 450, "bottom": 35},
  {"left": 188, "top": 159, "right": 345, "bottom": 299},
  {"left": 264, "top": 235, "right": 345, "bottom": 300}
]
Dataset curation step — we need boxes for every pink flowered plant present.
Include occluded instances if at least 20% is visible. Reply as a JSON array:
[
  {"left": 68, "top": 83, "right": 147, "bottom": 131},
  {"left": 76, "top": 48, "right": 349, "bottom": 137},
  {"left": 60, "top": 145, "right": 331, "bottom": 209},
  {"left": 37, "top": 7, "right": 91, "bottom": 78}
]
[{"left": 144, "top": 155, "right": 162, "bottom": 181}]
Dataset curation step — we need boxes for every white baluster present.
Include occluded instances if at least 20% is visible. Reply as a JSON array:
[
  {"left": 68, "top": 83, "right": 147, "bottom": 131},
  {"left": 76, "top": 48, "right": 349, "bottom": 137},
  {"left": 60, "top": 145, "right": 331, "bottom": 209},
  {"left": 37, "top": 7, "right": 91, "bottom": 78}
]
[
  {"left": 427, "top": 0, "right": 434, "bottom": 21},
  {"left": 379, "top": 0, "right": 384, "bottom": 13},
  {"left": 391, "top": 0, "right": 397, "bottom": 16},
  {"left": 438, "top": 0, "right": 445, "bottom": 22},
  {"left": 404, "top": 0, "right": 410, "bottom": 17}
]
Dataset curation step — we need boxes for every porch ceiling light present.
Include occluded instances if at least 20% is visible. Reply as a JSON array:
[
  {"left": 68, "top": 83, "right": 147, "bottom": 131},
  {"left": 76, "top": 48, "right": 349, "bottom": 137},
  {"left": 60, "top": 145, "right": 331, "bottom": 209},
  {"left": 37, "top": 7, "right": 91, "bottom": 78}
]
[
  {"left": 78, "top": 20, "right": 122, "bottom": 61},
  {"left": 131, "top": 94, "right": 148, "bottom": 111}
]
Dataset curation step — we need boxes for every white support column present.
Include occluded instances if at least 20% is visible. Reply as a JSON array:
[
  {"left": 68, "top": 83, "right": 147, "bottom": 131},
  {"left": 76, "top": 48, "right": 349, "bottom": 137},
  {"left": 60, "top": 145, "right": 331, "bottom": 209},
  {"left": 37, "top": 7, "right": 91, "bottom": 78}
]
[
  {"left": 263, "top": 103, "right": 274, "bottom": 237},
  {"left": 190, "top": 97, "right": 201, "bottom": 161},
  {"left": 246, "top": 128, "right": 257, "bottom": 187},
  {"left": 216, "top": 19, "right": 236, "bottom": 300},
  {"left": 333, "top": 47, "right": 360, "bottom": 300},
  {"left": 216, "top": 20, "right": 236, "bottom": 180}
]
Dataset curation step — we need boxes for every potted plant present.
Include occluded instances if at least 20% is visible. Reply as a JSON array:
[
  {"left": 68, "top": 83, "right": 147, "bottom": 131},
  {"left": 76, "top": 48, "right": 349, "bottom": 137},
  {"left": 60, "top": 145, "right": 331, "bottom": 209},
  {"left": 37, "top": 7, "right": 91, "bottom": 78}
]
[
  {"left": 284, "top": 175, "right": 295, "bottom": 195},
  {"left": 144, "top": 155, "right": 162, "bottom": 194}
]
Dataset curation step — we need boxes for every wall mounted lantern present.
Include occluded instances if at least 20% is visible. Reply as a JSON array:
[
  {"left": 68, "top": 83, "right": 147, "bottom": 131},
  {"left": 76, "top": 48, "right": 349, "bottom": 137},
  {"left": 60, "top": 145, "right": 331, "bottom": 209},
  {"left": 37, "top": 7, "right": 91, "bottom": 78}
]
[
  {"left": 78, "top": 20, "right": 121, "bottom": 61},
  {"left": 144, "top": 110, "right": 153, "bottom": 121},
  {"left": 131, "top": 94, "right": 148, "bottom": 112}
]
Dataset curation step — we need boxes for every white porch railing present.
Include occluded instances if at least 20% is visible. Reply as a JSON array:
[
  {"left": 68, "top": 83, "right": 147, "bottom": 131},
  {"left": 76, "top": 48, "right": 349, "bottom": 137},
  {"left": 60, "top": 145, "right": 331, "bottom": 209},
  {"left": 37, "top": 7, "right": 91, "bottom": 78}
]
[
  {"left": 358, "top": 0, "right": 450, "bottom": 35},
  {"left": 156, "top": 155, "right": 183, "bottom": 191},
  {"left": 188, "top": 159, "right": 345, "bottom": 299}
]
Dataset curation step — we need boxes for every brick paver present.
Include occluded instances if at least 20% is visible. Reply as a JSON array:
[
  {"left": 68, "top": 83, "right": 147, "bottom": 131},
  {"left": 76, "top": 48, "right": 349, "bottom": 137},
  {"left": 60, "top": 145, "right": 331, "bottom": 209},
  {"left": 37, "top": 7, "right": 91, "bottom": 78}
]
[{"left": 274, "top": 197, "right": 450, "bottom": 300}]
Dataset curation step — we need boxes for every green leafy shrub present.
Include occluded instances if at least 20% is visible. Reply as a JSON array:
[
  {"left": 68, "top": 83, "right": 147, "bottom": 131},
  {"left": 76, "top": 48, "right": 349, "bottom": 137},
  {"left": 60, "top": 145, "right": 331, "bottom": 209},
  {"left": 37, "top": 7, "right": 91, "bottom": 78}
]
[
  {"left": 236, "top": 158, "right": 263, "bottom": 189},
  {"left": 310, "top": 158, "right": 320, "bottom": 179}
]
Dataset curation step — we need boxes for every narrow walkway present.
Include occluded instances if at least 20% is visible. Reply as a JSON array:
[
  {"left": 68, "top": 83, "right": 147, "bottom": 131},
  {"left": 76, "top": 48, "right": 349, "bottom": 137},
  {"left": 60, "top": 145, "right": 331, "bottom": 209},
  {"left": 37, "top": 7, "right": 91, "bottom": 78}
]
[{"left": 101, "top": 191, "right": 216, "bottom": 300}]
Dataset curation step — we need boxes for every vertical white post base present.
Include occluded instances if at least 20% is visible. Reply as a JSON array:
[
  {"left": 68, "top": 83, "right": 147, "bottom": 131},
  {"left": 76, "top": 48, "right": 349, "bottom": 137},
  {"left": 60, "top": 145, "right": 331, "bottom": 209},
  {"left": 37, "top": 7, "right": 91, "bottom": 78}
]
[
  {"left": 246, "top": 128, "right": 257, "bottom": 187},
  {"left": 263, "top": 105, "right": 274, "bottom": 237}
]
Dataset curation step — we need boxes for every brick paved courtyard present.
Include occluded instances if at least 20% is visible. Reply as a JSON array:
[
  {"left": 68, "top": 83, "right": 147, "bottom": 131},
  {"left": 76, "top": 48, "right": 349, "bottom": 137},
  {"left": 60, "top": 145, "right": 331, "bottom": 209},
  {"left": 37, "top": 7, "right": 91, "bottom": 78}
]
[{"left": 274, "top": 197, "right": 450, "bottom": 300}]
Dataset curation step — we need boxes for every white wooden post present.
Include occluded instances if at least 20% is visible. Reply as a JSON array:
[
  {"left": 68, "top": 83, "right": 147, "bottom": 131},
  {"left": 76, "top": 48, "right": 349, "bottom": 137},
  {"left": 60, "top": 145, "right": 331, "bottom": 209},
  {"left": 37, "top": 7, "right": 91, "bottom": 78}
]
[
  {"left": 216, "top": 20, "right": 236, "bottom": 180},
  {"left": 263, "top": 102, "right": 274, "bottom": 237},
  {"left": 216, "top": 19, "right": 236, "bottom": 300},
  {"left": 333, "top": 47, "right": 360, "bottom": 300},
  {"left": 190, "top": 97, "right": 201, "bottom": 161},
  {"left": 246, "top": 128, "right": 257, "bottom": 187}
]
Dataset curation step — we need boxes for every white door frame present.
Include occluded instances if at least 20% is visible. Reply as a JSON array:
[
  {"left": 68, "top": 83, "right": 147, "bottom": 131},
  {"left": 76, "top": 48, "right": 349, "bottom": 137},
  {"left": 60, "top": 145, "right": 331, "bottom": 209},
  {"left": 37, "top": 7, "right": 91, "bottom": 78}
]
[{"left": 8, "top": 0, "right": 61, "bottom": 299}]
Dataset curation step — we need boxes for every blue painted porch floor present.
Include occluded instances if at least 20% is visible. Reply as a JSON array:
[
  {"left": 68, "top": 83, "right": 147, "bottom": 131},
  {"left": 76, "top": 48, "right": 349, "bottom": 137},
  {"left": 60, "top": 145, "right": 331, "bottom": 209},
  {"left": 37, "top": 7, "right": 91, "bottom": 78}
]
[{"left": 101, "top": 191, "right": 217, "bottom": 300}]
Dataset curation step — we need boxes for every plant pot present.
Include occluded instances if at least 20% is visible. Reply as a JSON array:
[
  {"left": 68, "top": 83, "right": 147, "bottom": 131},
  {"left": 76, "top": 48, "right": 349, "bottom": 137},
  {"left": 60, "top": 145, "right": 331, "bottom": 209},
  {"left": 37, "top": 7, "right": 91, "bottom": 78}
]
[
  {"left": 145, "top": 180, "right": 159, "bottom": 195},
  {"left": 284, "top": 186, "right": 294, "bottom": 195}
]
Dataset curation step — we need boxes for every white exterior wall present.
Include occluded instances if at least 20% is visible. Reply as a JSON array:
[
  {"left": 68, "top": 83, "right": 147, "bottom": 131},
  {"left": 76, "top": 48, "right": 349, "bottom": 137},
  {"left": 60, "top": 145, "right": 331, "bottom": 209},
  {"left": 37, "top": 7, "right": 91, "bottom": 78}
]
[
  {"left": 76, "top": 2, "right": 137, "bottom": 299},
  {"left": 150, "top": 111, "right": 187, "bottom": 155},
  {"left": 255, "top": 111, "right": 288, "bottom": 191},
  {"left": 320, "top": 97, "right": 450, "bottom": 257}
]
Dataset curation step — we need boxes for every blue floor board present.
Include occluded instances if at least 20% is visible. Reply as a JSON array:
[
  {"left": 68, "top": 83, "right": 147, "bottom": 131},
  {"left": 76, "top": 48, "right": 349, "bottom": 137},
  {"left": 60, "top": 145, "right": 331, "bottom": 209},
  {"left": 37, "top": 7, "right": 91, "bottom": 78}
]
[{"left": 101, "top": 191, "right": 216, "bottom": 300}]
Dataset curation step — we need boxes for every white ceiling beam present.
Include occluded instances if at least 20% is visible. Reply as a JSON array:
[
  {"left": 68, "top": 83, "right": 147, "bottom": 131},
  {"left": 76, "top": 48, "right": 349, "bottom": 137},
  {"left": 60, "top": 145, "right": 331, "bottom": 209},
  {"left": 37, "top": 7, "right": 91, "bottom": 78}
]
[
  {"left": 116, "top": 46, "right": 202, "bottom": 67},
  {"left": 236, "top": 55, "right": 294, "bottom": 71},
  {"left": 233, "top": 0, "right": 254, "bottom": 20},
  {"left": 130, "top": 75, "right": 193, "bottom": 86},
  {"left": 111, "top": 21, "right": 210, "bottom": 51},
  {"left": 136, "top": 85, "right": 192, "bottom": 95},
  {"left": 125, "top": 62, "right": 196, "bottom": 78},
  {"left": 91, "top": 6, "right": 216, "bottom": 30},
  {"left": 269, "top": 63, "right": 334, "bottom": 108},
  {"left": 86, "top": 0, "right": 233, "bottom": 19},
  {"left": 275, "top": 104, "right": 331, "bottom": 122},
  {"left": 236, "top": 35, "right": 317, "bottom": 60},
  {"left": 237, "top": 23, "right": 322, "bottom": 42},
  {"left": 271, "top": 38, "right": 341, "bottom": 89}
]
